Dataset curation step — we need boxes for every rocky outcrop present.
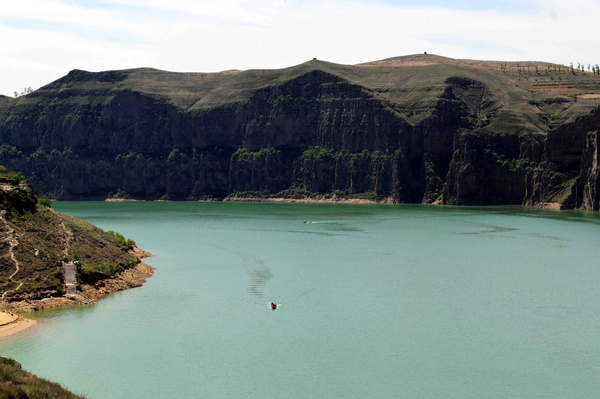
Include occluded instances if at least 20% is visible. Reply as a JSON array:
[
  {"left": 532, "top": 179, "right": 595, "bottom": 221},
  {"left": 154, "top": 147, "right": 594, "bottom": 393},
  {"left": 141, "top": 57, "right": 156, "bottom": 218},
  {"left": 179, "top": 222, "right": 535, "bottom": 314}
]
[
  {"left": 444, "top": 130, "right": 526, "bottom": 205},
  {"left": 569, "top": 128, "right": 600, "bottom": 210},
  {"left": 523, "top": 107, "right": 600, "bottom": 209},
  {"left": 0, "top": 178, "right": 37, "bottom": 214},
  {"left": 1, "top": 58, "right": 600, "bottom": 209}
]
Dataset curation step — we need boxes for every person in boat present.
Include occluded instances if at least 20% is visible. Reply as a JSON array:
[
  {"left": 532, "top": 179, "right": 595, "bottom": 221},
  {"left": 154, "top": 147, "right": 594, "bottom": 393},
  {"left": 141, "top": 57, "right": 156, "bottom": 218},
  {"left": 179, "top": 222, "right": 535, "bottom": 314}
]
[{"left": 271, "top": 302, "right": 277, "bottom": 309}]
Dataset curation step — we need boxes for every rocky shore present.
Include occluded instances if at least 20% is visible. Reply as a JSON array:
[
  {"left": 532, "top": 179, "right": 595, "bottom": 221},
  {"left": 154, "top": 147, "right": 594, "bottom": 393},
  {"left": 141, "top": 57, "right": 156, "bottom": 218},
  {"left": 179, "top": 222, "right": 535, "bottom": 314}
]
[
  {"left": 0, "top": 246, "right": 154, "bottom": 339},
  {"left": 222, "top": 194, "right": 397, "bottom": 204}
]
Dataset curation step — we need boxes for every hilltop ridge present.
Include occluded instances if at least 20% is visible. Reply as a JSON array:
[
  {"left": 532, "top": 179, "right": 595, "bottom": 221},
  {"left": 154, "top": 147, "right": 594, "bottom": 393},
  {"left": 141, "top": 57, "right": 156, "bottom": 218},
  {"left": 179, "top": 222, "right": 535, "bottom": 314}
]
[{"left": 359, "top": 53, "right": 560, "bottom": 69}]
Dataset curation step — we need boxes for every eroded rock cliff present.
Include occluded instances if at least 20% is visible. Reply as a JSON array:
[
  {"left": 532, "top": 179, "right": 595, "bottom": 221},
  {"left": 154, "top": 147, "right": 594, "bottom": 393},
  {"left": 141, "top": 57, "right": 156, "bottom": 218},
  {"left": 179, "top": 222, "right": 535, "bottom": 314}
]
[{"left": 2, "top": 54, "right": 600, "bottom": 209}]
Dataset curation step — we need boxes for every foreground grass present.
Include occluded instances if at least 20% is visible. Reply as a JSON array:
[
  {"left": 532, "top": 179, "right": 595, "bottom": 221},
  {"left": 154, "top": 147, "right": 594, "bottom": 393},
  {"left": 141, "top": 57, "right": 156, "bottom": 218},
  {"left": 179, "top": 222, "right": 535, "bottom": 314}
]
[{"left": 0, "top": 357, "right": 83, "bottom": 398}]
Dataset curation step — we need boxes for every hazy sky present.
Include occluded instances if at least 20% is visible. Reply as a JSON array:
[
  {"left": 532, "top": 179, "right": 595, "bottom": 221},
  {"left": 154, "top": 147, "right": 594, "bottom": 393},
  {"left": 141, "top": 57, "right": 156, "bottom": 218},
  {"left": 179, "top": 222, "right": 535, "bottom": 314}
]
[{"left": 2, "top": 0, "right": 600, "bottom": 96}]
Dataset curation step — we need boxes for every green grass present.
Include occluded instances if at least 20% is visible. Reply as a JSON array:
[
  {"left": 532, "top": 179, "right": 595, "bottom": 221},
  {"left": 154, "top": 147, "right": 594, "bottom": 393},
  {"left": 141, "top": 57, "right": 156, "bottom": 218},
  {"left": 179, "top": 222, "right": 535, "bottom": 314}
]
[
  {"left": 105, "top": 56, "right": 600, "bottom": 133},
  {"left": 0, "top": 357, "right": 84, "bottom": 398},
  {"left": 2, "top": 205, "right": 138, "bottom": 296},
  {"left": 4, "top": 54, "right": 600, "bottom": 135}
]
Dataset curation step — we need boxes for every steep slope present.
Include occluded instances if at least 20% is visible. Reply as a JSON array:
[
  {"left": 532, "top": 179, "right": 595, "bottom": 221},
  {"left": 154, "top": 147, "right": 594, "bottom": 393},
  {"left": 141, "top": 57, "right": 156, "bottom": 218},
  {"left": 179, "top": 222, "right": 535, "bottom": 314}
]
[
  {"left": 1, "top": 55, "right": 600, "bottom": 209},
  {"left": 0, "top": 176, "right": 148, "bottom": 303},
  {"left": 0, "top": 357, "right": 83, "bottom": 399}
]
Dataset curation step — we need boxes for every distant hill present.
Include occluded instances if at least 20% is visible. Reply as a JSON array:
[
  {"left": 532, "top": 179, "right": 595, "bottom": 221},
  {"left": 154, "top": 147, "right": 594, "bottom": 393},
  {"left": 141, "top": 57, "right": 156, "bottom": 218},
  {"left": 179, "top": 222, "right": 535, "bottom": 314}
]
[
  {"left": 1, "top": 54, "right": 599, "bottom": 209},
  {"left": 359, "top": 53, "right": 558, "bottom": 69}
]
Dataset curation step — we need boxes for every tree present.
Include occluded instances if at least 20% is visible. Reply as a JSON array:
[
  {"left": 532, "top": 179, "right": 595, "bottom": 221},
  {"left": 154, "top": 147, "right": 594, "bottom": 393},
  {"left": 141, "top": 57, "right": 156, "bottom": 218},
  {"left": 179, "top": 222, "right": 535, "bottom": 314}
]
[
  {"left": 13, "top": 87, "right": 33, "bottom": 98},
  {"left": 39, "top": 199, "right": 52, "bottom": 208}
]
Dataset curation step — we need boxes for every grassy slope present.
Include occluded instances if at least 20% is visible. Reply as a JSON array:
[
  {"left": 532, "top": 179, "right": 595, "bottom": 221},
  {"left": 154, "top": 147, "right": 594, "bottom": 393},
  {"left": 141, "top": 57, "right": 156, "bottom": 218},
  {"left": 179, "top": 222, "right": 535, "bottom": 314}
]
[
  {"left": 20, "top": 54, "right": 598, "bottom": 136},
  {"left": 1, "top": 202, "right": 137, "bottom": 298},
  {"left": 0, "top": 357, "right": 83, "bottom": 399}
]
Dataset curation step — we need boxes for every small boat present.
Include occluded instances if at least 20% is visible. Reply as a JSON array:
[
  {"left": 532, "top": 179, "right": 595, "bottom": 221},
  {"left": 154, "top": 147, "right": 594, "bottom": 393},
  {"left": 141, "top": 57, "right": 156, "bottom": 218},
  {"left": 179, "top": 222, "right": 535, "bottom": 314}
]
[{"left": 270, "top": 302, "right": 277, "bottom": 310}]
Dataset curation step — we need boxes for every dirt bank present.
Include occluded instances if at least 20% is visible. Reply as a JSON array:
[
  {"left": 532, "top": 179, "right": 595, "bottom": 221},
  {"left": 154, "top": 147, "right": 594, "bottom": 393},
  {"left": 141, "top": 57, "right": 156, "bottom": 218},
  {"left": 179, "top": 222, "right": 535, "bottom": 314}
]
[{"left": 0, "top": 246, "right": 154, "bottom": 338}]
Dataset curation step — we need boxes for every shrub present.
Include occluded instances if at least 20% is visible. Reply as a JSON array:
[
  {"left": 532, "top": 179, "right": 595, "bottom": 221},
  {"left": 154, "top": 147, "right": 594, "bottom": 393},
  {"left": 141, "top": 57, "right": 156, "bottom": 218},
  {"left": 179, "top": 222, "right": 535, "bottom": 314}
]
[
  {"left": 0, "top": 144, "right": 21, "bottom": 157},
  {"left": 273, "top": 186, "right": 315, "bottom": 198},
  {"left": 39, "top": 198, "right": 52, "bottom": 208},
  {"left": 232, "top": 148, "right": 280, "bottom": 163},
  {"left": 117, "top": 151, "right": 146, "bottom": 162},
  {"left": 232, "top": 148, "right": 250, "bottom": 162},
  {"left": 6, "top": 171, "right": 25, "bottom": 184},
  {"left": 302, "top": 146, "right": 335, "bottom": 161},
  {"left": 107, "top": 231, "right": 134, "bottom": 250},
  {"left": 167, "top": 148, "right": 183, "bottom": 162},
  {"left": 108, "top": 188, "right": 132, "bottom": 199},
  {"left": 98, "top": 264, "right": 118, "bottom": 275}
]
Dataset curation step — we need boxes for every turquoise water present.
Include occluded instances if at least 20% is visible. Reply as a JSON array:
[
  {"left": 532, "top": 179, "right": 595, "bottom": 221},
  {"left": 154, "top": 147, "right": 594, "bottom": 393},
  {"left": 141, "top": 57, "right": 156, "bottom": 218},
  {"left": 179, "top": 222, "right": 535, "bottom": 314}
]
[{"left": 2, "top": 202, "right": 600, "bottom": 398}]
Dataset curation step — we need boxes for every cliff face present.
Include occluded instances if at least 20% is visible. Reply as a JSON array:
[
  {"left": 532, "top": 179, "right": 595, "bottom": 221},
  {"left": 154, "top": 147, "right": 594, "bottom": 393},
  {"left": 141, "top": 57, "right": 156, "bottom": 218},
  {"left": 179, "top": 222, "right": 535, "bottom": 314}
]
[
  {"left": 569, "top": 120, "right": 600, "bottom": 210},
  {"left": 2, "top": 55, "right": 600, "bottom": 209}
]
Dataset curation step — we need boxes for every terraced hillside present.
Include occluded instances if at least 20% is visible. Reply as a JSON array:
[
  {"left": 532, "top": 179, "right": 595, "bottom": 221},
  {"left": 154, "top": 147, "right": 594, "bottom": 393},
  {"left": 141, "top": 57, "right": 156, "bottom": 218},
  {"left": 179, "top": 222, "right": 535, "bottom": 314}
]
[{"left": 1, "top": 53, "right": 600, "bottom": 209}]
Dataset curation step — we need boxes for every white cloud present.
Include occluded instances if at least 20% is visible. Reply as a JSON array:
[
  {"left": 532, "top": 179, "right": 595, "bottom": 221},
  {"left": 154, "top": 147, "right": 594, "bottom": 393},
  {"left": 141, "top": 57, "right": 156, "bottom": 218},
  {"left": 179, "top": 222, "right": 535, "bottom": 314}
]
[{"left": 1, "top": 0, "right": 599, "bottom": 96}]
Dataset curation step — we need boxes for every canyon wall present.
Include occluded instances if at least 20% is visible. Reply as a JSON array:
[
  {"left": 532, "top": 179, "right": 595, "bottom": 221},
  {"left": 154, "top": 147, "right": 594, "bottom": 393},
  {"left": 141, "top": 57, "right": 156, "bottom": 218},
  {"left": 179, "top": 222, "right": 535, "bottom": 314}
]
[{"left": 1, "top": 62, "right": 600, "bottom": 209}]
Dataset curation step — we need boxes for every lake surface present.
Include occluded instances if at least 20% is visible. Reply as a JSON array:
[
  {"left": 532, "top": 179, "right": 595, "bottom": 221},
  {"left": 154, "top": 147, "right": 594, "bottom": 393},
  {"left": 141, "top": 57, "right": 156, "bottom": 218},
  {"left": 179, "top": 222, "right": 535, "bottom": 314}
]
[{"left": 1, "top": 202, "right": 600, "bottom": 398}]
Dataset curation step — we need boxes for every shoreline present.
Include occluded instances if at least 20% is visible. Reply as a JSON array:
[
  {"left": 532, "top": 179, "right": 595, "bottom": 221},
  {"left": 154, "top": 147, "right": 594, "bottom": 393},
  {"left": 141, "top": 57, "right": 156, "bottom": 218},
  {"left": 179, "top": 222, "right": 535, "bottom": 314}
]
[
  {"left": 102, "top": 196, "right": 571, "bottom": 211},
  {"left": 222, "top": 195, "right": 397, "bottom": 204},
  {"left": 101, "top": 195, "right": 397, "bottom": 204},
  {"left": 0, "top": 246, "right": 154, "bottom": 340},
  {"left": 0, "top": 311, "right": 38, "bottom": 340}
]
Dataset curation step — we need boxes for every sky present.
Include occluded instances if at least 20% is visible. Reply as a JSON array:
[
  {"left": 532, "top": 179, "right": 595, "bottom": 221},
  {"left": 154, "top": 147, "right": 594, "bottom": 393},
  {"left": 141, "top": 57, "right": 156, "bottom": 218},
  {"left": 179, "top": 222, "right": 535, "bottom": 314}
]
[{"left": 2, "top": 0, "right": 600, "bottom": 97}]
